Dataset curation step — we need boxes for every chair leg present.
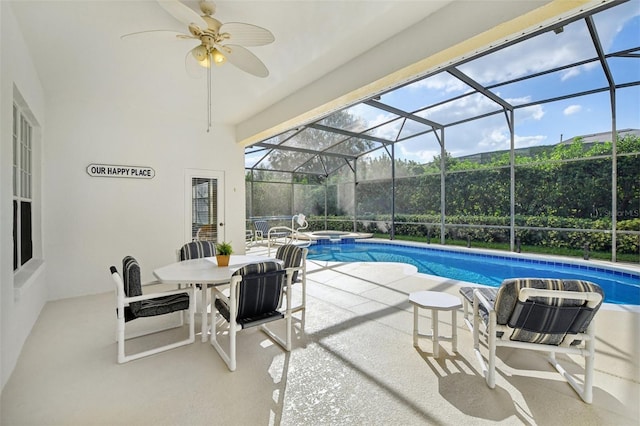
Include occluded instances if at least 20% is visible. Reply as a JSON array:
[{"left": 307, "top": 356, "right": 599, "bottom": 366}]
[
  {"left": 261, "top": 319, "right": 292, "bottom": 352},
  {"left": 210, "top": 285, "right": 239, "bottom": 372},
  {"left": 229, "top": 321, "right": 237, "bottom": 371},
  {"left": 300, "top": 274, "right": 306, "bottom": 332},
  {"left": 546, "top": 325, "right": 596, "bottom": 404},
  {"left": 486, "top": 311, "right": 497, "bottom": 388},
  {"left": 583, "top": 335, "right": 595, "bottom": 403},
  {"left": 117, "top": 316, "right": 126, "bottom": 364},
  {"left": 262, "top": 279, "right": 293, "bottom": 352},
  {"left": 210, "top": 313, "right": 237, "bottom": 372}
]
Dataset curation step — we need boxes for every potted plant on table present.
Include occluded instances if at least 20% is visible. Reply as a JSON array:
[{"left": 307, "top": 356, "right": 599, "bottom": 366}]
[{"left": 215, "top": 241, "right": 233, "bottom": 267}]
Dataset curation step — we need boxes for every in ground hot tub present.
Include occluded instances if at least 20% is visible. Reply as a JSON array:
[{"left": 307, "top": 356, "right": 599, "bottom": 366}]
[
  {"left": 298, "top": 230, "right": 373, "bottom": 242},
  {"left": 311, "top": 231, "right": 351, "bottom": 238}
]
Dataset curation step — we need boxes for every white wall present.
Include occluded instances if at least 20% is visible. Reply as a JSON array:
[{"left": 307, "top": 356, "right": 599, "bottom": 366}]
[
  {"left": 42, "top": 92, "right": 246, "bottom": 299},
  {"left": 1, "top": 2, "right": 246, "bottom": 390},
  {"left": 1, "top": 2, "right": 48, "bottom": 391}
]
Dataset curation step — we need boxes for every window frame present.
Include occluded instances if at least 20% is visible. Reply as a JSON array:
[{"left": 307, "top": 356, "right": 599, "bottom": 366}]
[{"left": 13, "top": 101, "right": 34, "bottom": 271}]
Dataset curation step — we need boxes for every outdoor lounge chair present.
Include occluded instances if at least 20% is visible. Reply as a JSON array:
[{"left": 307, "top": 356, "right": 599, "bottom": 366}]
[
  {"left": 253, "top": 220, "right": 291, "bottom": 246},
  {"left": 210, "top": 261, "right": 293, "bottom": 371},
  {"left": 459, "top": 278, "right": 604, "bottom": 403}
]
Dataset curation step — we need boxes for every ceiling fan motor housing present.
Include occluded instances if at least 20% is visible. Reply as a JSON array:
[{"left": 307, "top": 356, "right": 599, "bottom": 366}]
[{"left": 199, "top": 1, "right": 216, "bottom": 16}]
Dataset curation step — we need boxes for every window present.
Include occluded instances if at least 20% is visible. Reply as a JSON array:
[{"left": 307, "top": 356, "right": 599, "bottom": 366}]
[
  {"left": 13, "top": 102, "right": 33, "bottom": 270},
  {"left": 191, "top": 177, "right": 219, "bottom": 242}
]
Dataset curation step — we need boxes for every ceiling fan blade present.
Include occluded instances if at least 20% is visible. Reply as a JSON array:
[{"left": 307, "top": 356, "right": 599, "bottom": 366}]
[
  {"left": 157, "top": 0, "right": 207, "bottom": 29},
  {"left": 223, "top": 44, "right": 269, "bottom": 78},
  {"left": 219, "top": 22, "right": 275, "bottom": 47},
  {"left": 120, "top": 29, "right": 193, "bottom": 40}
]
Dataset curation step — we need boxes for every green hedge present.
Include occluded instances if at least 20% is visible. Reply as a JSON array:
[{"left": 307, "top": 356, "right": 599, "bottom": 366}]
[{"left": 305, "top": 215, "right": 639, "bottom": 255}]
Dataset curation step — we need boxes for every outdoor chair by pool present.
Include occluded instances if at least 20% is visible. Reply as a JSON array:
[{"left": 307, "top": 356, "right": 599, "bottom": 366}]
[
  {"left": 459, "top": 278, "right": 604, "bottom": 403},
  {"left": 253, "top": 220, "right": 290, "bottom": 246},
  {"left": 275, "top": 244, "right": 309, "bottom": 331},
  {"left": 210, "top": 261, "right": 293, "bottom": 371},
  {"left": 109, "top": 256, "right": 195, "bottom": 363}
]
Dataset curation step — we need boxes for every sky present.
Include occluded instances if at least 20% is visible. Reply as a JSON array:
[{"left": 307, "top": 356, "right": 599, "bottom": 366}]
[
  {"left": 246, "top": 1, "right": 639, "bottom": 169},
  {"left": 354, "top": 0, "right": 640, "bottom": 163}
]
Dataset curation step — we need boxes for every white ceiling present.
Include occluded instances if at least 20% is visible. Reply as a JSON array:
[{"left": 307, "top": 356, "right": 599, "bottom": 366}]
[{"left": 9, "top": 0, "right": 453, "bottom": 125}]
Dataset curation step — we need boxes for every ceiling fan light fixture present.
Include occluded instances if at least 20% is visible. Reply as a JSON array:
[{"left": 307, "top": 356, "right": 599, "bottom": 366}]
[
  {"left": 211, "top": 48, "right": 227, "bottom": 66},
  {"left": 192, "top": 44, "right": 209, "bottom": 62}
]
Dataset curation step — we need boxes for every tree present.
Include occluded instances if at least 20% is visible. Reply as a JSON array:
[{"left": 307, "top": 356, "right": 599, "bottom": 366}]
[{"left": 267, "top": 111, "right": 374, "bottom": 176}]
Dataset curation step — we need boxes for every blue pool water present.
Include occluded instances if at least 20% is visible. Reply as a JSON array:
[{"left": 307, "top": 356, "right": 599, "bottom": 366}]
[{"left": 307, "top": 241, "right": 640, "bottom": 305}]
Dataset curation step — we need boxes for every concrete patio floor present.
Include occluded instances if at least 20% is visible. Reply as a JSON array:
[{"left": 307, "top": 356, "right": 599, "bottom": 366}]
[{"left": 1, "top": 243, "right": 638, "bottom": 425}]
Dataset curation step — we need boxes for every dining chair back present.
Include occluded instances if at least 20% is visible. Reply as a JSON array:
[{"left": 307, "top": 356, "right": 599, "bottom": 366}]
[{"left": 179, "top": 241, "right": 216, "bottom": 261}]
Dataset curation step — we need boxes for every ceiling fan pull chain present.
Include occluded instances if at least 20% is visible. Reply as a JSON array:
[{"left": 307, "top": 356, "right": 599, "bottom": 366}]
[{"left": 207, "top": 58, "right": 212, "bottom": 133}]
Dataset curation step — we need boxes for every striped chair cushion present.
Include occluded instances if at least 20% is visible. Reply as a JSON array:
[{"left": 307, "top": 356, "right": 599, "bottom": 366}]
[
  {"left": 123, "top": 256, "right": 143, "bottom": 317},
  {"left": 135, "top": 294, "right": 190, "bottom": 319},
  {"left": 122, "top": 256, "right": 189, "bottom": 320},
  {"left": 179, "top": 241, "right": 216, "bottom": 260},
  {"left": 494, "top": 278, "right": 604, "bottom": 345},
  {"left": 275, "top": 244, "right": 303, "bottom": 282},
  {"left": 215, "top": 261, "right": 285, "bottom": 329},
  {"left": 253, "top": 221, "right": 269, "bottom": 237}
]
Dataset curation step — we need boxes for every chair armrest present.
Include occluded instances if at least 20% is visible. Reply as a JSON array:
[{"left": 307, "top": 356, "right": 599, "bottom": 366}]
[
  {"left": 473, "top": 288, "right": 495, "bottom": 313},
  {"left": 125, "top": 286, "right": 195, "bottom": 304},
  {"left": 285, "top": 265, "right": 303, "bottom": 275},
  {"left": 141, "top": 280, "right": 168, "bottom": 287},
  {"left": 211, "top": 285, "right": 231, "bottom": 304},
  {"left": 268, "top": 226, "right": 292, "bottom": 238},
  {"left": 212, "top": 276, "right": 241, "bottom": 309}
]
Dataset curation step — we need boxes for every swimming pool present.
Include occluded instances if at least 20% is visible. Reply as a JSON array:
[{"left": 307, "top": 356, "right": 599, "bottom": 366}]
[{"left": 307, "top": 240, "right": 640, "bottom": 305}]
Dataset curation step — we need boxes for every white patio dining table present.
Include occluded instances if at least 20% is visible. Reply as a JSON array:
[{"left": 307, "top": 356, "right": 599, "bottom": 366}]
[{"left": 153, "top": 255, "right": 281, "bottom": 342}]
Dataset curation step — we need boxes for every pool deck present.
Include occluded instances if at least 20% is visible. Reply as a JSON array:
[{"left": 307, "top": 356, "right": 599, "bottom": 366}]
[{"left": 1, "top": 242, "right": 638, "bottom": 425}]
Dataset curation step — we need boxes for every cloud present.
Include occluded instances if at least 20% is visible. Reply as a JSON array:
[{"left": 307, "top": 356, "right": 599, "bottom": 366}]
[
  {"left": 409, "top": 72, "right": 469, "bottom": 93},
  {"left": 514, "top": 134, "right": 547, "bottom": 148},
  {"left": 517, "top": 104, "right": 545, "bottom": 121},
  {"left": 564, "top": 105, "right": 582, "bottom": 115},
  {"left": 397, "top": 144, "right": 439, "bottom": 163}
]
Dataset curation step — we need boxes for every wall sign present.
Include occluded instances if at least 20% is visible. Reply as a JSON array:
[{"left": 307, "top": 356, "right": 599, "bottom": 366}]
[{"left": 87, "top": 163, "right": 155, "bottom": 179}]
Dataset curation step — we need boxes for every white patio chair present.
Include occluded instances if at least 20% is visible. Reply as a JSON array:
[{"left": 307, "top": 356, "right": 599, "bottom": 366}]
[
  {"left": 210, "top": 261, "right": 293, "bottom": 371},
  {"left": 109, "top": 256, "right": 195, "bottom": 363},
  {"left": 459, "top": 278, "right": 604, "bottom": 403}
]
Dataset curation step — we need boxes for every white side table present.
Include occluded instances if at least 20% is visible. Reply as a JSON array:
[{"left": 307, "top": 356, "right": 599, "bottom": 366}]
[{"left": 409, "top": 291, "right": 462, "bottom": 357}]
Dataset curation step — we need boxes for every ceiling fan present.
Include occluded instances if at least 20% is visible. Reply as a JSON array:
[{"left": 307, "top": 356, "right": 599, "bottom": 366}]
[
  {"left": 122, "top": 0, "right": 275, "bottom": 130},
  {"left": 124, "top": 0, "right": 275, "bottom": 77}
]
